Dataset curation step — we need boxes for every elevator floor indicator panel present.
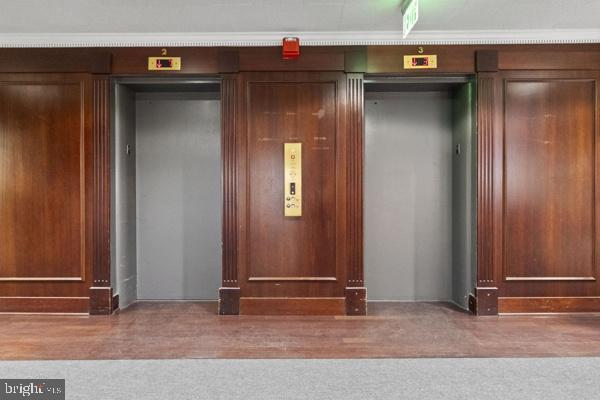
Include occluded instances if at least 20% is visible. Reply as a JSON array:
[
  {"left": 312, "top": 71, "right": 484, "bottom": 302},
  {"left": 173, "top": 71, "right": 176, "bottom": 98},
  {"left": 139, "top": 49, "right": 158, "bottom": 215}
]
[{"left": 284, "top": 143, "right": 302, "bottom": 217}]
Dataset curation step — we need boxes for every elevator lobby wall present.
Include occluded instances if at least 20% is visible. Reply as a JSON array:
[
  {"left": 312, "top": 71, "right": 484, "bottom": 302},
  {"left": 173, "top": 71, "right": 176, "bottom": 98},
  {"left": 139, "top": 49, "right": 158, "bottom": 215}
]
[{"left": 0, "top": 44, "right": 598, "bottom": 315}]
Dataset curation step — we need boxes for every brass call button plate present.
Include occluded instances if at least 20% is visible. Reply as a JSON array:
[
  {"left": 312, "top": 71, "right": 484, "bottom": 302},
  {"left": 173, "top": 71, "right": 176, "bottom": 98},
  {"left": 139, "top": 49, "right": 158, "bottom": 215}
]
[{"left": 284, "top": 143, "right": 302, "bottom": 217}]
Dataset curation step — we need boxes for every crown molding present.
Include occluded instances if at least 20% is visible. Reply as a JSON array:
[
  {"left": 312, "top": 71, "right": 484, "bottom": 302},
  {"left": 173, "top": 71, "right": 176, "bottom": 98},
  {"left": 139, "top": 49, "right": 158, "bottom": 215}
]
[{"left": 0, "top": 30, "right": 598, "bottom": 48}]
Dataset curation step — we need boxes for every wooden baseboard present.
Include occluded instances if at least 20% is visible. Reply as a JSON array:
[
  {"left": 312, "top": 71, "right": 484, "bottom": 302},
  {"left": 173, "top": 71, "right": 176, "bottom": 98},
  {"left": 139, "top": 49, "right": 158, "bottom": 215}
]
[
  {"left": 499, "top": 297, "right": 600, "bottom": 313},
  {"left": 240, "top": 297, "right": 345, "bottom": 315},
  {"left": 0, "top": 296, "right": 89, "bottom": 313}
]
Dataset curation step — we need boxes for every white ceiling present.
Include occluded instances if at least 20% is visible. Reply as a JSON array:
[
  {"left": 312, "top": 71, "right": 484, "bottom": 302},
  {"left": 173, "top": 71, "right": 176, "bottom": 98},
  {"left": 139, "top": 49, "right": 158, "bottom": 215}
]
[{"left": 0, "top": 0, "right": 598, "bottom": 46}]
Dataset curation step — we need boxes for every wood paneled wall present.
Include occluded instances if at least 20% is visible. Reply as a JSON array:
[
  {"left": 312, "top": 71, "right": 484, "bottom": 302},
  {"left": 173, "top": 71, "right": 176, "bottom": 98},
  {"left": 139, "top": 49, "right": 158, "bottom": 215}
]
[
  {"left": 0, "top": 73, "right": 96, "bottom": 313},
  {"left": 0, "top": 44, "right": 599, "bottom": 314},
  {"left": 235, "top": 72, "right": 348, "bottom": 315},
  {"left": 478, "top": 70, "right": 600, "bottom": 314}
]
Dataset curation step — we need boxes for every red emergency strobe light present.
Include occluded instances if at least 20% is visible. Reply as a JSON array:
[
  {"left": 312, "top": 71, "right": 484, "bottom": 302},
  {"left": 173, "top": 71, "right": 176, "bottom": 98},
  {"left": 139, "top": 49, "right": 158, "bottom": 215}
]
[{"left": 282, "top": 37, "right": 300, "bottom": 59}]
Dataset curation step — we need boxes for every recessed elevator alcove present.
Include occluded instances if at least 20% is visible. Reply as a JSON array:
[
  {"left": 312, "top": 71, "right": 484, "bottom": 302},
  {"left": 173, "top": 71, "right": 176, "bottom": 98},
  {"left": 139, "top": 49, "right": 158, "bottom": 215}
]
[
  {"left": 111, "top": 78, "right": 222, "bottom": 308},
  {"left": 364, "top": 77, "right": 477, "bottom": 309}
]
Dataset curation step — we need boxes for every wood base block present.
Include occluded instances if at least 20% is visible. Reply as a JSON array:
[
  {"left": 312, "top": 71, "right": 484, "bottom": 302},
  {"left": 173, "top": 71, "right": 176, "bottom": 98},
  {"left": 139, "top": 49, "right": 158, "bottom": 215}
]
[
  {"left": 345, "top": 287, "right": 367, "bottom": 315},
  {"left": 219, "top": 287, "right": 240, "bottom": 315},
  {"left": 239, "top": 297, "right": 345, "bottom": 315},
  {"left": 468, "top": 287, "right": 498, "bottom": 315},
  {"left": 90, "top": 287, "right": 115, "bottom": 315},
  {"left": 499, "top": 297, "right": 600, "bottom": 313},
  {"left": 0, "top": 296, "right": 89, "bottom": 313}
]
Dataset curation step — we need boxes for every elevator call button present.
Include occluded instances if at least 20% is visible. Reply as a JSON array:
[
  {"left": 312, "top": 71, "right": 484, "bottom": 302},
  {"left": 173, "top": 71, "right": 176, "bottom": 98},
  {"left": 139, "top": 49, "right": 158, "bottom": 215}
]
[{"left": 284, "top": 143, "right": 302, "bottom": 217}]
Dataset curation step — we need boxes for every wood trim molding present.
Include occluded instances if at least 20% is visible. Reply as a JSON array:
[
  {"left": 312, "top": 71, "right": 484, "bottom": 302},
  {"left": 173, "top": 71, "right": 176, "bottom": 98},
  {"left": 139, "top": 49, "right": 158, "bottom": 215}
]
[
  {"left": 90, "top": 75, "right": 111, "bottom": 315},
  {"left": 499, "top": 297, "right": 600, "bottom": 313},
  {"left": 473, "top": 73, "right": 499, "bottom": 316},
  {"left": 346, "top": 74, "right": 364, "bottom": 287},
  {"left": 221, "top": 75, "right": 239, "bottom": 288},
  {"left": 0, "top": 297, "right": 89, "bottom": 313},
  {"left": 240, "top": 297, "right": 345, "bottom": 315},
  {"left": 477, "top": 74, "right": 496, "bottom": 287},
  {"left": 0, "top": 49, "right": 111, "bottom": 73},
  {"left": 0, "top": 30, "right": 598, "bottom": 48},
  {"left": 248, "top": 277, "right": 337, "bottom": 282}
]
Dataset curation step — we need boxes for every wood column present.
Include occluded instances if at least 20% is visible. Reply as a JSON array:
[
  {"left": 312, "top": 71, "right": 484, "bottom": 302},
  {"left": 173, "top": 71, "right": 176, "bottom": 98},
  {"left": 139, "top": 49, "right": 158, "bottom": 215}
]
[
  {"left": 219, "top": 75, "right": 240, "bottom": 315},
  {"left": 469, "top": 60, "right": 499, "bottom": 315},
  {"left": 89, "top": 75, "right": 115, "bottom": 315},
  {"left": 345, "top": 74, "right": 366, "bottom": 315}
]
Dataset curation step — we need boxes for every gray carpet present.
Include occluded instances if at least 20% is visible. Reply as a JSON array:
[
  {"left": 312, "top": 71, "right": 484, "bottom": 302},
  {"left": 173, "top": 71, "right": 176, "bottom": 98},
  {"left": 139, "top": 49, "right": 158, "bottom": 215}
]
[{"left": 0, "top": 358, "right": 599, "bottom": 399}]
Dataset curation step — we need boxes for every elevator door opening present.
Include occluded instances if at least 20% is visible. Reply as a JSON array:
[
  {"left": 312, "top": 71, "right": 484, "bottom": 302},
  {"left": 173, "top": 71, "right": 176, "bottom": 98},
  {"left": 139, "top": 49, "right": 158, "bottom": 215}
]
[
  {"left": 364, "top": 77, "right": 476, "bottom": 308},
  {"left": 111, "top": 79, "right": 221, "bottom": 308}
]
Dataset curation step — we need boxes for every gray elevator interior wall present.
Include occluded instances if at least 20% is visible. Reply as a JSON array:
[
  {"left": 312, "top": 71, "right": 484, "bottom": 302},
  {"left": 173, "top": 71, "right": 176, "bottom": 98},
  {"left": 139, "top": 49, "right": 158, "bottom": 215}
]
[
  {"left": 451, "top": 82, "right": 476, "bottom": 308},
  {"left": 112, "top": 84, "right": 137, "bottom": 308},
  {"left": 364, "top": 85, "right": 475, "bottom": 305},
  {"left": 135, "top": 91, "right": 221, "bottom": 300}
]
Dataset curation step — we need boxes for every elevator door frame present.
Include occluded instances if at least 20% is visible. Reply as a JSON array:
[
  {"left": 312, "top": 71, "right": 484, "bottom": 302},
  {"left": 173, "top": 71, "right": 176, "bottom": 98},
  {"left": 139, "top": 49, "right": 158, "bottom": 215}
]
[
  {"left": 362, "top": 75, "right": 477, "bottom": 308},
  {"left": 110, "top": 76, "right": 223, "bottom": 307}
]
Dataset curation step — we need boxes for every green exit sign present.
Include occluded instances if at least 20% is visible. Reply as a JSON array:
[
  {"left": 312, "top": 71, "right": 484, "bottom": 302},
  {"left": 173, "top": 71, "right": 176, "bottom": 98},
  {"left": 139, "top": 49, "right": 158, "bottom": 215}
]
[{"left": 403, "top": 0, "right": 419, "bottom": 38}]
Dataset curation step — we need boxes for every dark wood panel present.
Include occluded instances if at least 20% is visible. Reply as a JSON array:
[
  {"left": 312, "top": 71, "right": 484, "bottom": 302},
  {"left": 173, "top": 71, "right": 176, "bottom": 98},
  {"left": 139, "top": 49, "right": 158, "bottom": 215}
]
[
  {"left": 476, "top": 50, "right": 498, "bottom": 72},
  {"left": 240, "top": 297, "right": 345, "bottom": 315},
  {"left": 499, "top": 297, "right": 600, "bottom": 313},
  {"left": 238, "top": 72, "right": 347, "bottom": 300},
  {"left": 344, "top": 47, "right": 368, "bottom": 73},
  {"left": 504, "top": 78, "right": 596, "bottom": 281},
  {"left": 0, "top": 78, "right": 85, "bottom": 280},
  {"left": 239, "top": 47, "right": 345, "bottom": 71},
  {"left": 247, "top": 81, "right": 337, "bottom": 279},
  {"left": 498, "top": 50, "right": 600, "bottom": 71},
  {"left": 491, "top": 71, "right": 600, "bottom": 303},
  {"left": 0, "top": 73, "right": 94, "bottom": 305},
  {"left": 0, "top": 49, "right": 111, "bottom": 73}
]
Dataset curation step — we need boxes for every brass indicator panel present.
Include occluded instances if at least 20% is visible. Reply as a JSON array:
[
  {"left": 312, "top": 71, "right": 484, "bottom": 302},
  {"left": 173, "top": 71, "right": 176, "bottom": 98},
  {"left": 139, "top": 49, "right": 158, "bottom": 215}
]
[
  {"left": 284, "top": 143, "right": 302, "bottom": 217},
  {"left": 403, "top": 54, "right": 438, "bottom": 69},
  {"left": 148, "top": 57, "right": 182, "bottom": 71}
]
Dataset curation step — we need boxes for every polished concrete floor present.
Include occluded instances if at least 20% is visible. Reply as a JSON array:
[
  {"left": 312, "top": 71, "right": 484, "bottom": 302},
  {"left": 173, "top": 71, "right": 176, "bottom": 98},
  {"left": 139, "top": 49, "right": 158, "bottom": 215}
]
[{"left": 1, "top": 302, "right": 600, "bottom": 360}]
